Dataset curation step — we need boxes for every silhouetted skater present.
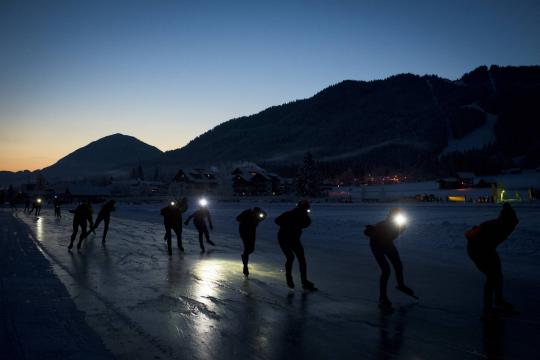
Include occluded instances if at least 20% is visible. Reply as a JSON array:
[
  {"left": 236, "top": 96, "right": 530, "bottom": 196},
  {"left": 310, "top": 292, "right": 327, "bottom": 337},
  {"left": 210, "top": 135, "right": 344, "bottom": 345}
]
[
  {"left": 68, "top": 203, "right": 93, "bottom": 250},
  {"left": 365, "top": 208, "right": 416, "bottom": 310},
  {"left": 10, "top": 198, "right": 17, "bottom": 212},
  {"left": 161, "top": 199, "right": 188, "bottom": 255},
  {"left": 53, "top": 196, "right": 61, "bottom": 218},
  {"left": 465, "top": 202, "right": 519, "bottom": 318},
  {"left": 24, "top": 199, "right": 30, "bottom": 213},
  {"left": 275, "top": 200, "right": 316, "bottom": 290},
  {"left": 29, "top": 198, "right": 42, "bottom": 216},
  {"left": 185, "top": 200, "right": 214, "bottom": 252},
  {"left": 237, "top": 207, "right": 267, "bottom": 276},
  {"left": 88, "top": 200, "right": 116, "bottom": 244}
]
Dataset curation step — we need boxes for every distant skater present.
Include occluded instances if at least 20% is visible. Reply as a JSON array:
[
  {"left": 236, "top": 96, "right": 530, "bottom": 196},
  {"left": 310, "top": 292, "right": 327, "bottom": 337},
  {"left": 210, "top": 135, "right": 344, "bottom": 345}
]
[
  {"left": 185, "top": 199, "right": 214, "bottom": 252},
  {"left": 364, "top": 208, "right": 416, "bottom": 310},
  {"left": 53, "top": 196, "right": 61, "bottom": 218},
  {"left": 29, "top": 198, "right": 42, "bottom": 216},
  {"left": 161, "top": 198, "right": 188, "bottom": 255},
  {"left": 24, "top": 199, "right": 30, "bottom": 213},
  {"left": 68, "top": 202, "right": 93, "bottom": 250},
  {"left": 275, "top": 200, "right": 316, "bottom": 290},
  {"left": 88, "top": 200, "right": 116, "bottom": 244},
  {"left": 236, "top": 207, "right": 267, "bottom": 276},
  {"left": 10, "top": 198, "right": 17, "bottom": 212},
  {"left": 465, "top": 202, "right": 519, "bottom": 318}
]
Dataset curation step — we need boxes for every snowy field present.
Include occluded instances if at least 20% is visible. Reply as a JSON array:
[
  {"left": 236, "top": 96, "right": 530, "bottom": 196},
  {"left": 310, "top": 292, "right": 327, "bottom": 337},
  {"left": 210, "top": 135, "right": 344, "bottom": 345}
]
[{"left": 10, "top": 201, "right": 540, "bottom": 359}]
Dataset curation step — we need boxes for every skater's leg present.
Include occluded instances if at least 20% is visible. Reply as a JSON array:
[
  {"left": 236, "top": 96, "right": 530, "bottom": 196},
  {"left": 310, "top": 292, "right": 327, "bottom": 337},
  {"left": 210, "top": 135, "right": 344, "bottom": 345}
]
[
  {"left": 370, "top": 242, "right": 391, "bottom": 301},
  {"left": 291, "top": 240, "right": 308, "bottom": 283},
  {"left": 173, "top": 225, "right": 183, "bottom": 250},
  {"left": 165, "top": 225, "right": 172, "bottom": 255},
  {"left": 386, "top": 244, "right": 405, "bottom": 286},
  {"left": 92, "top": 215, "right": 104, "bottom": 233},
  {"left": 203, "top": 226, "right": 214, "bottom": 245},
  {"left": 77, "top": 223, "right": 87, "bottom": 249},
  {"left": 198, "top": 228, "right": 205, "bottom": 251},
  {"left": 102, "top": 217, "right": 110, "bottom": 243},
  {"left": 279, "top": 237, "right": 295, "bottom": 288},
  {"left": 69, "top": 222, "right": 79, "bottom": 249},
  {"left": 241, "top": 235, "right": 255, "bottom": 276}
]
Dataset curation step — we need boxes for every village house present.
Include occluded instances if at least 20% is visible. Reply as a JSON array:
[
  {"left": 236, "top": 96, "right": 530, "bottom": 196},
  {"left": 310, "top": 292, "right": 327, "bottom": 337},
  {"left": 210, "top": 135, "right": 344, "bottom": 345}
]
[
  {"left": 169, "top": 168, "right": 220, "bottom": 196},
  {"left": 231, "top": 166, "right": 282, "bottom": 196}
]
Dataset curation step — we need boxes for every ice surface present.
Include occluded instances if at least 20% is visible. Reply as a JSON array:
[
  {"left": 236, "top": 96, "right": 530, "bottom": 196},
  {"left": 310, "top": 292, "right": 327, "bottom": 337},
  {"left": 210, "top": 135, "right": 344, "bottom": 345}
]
[{"left": 12, "top": 201, "right": 540, "bottom": 359}]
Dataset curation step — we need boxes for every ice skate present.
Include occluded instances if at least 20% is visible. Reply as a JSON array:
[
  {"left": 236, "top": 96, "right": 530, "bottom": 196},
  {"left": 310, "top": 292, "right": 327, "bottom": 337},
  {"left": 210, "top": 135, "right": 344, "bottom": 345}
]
[
  {"left": 396, "top": 285, "right": 418, "bottom": 299},
  {"left": 302, "top": 280, "right": 317, "bottom": 291}
]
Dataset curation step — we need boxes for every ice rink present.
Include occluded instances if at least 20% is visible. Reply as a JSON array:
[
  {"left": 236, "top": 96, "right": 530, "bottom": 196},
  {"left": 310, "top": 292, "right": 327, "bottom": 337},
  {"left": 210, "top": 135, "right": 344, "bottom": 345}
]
[{"left": 11, "top": 201, "right": 540, "bottom": 359}]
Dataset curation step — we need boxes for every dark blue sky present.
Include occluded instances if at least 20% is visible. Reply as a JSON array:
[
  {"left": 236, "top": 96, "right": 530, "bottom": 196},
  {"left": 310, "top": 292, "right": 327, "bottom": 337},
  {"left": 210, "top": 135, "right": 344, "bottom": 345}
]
[{"left": 1, "top": 0, "right": 539, "bottom": 171}]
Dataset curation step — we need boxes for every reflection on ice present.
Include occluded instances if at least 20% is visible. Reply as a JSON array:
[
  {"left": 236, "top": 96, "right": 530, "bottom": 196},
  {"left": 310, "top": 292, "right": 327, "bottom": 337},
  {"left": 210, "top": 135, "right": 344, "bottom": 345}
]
[
  {"left": 192, "top": 259, "right": 224, "bottom": 299},
  {"left": 36, "top": 216, "right": 44, "bottom": 241}
]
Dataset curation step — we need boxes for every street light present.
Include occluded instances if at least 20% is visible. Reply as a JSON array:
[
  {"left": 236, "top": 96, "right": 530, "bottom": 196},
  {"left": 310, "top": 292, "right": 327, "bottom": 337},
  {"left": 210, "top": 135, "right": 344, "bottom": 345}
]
[{"left": 199, "top": 198, "right": 208, "bottom": 207}]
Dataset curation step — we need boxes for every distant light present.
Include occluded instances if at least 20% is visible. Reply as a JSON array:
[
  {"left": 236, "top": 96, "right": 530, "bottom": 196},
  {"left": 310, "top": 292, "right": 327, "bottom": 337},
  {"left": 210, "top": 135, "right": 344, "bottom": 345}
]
[
  {"left": 259, "top": 213, "right": 265, "bottom": 218},
  {"left": 199, "top": 198, "right": 208, "bottom": 207},
  {"left": 37, "top": 198, "right": 42, "bottom": 204},
  {"left": 307, "top": 209, "right": 311, "bottom": 213},
  {"left": 170, "top": 201, "right": 176, "bottom": 206},
  {"left": 393, "top": 213, "right": 407, "bottom": 226}
]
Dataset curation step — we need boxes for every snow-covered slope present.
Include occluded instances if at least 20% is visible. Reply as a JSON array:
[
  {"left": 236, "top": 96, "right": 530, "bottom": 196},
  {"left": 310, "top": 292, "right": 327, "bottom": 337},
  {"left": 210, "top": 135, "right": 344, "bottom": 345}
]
[{"left": 441, "top": 104, "right": 497, "bottom": 156}]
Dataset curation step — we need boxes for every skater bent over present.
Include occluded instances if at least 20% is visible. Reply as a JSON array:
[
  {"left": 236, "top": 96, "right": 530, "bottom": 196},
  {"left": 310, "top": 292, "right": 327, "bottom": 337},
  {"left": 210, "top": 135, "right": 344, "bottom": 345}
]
[
  {"left": 185, "top": 199, "right": 214, "bottom": 252},
  {"left": 275, "top": 200, "right": 316, "bottom": 290},
  {"left": 88, "top": 200, "right": 116, "bottom": 243},
  {"left": 237, "top": 207, "right": 267, "bottom": 276},
  {"left": 364, "top": 208, "right": 416, "bottom": 309},
  {"left": 465, "top": 202, "right": 519, "bottom": 318},
  {"left": 68, "top": 203, "right": 92, "bottom": 250}
]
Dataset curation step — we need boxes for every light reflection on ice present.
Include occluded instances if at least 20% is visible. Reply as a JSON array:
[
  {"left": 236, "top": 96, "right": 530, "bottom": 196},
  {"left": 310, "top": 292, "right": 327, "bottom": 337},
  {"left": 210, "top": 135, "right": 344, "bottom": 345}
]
[
  {"left": 190, "top": 259, "right": 227, "bottom": 359},
  {"left": 36, "top": 217, "right": 44, "bottom": 241},
  {"left": 193, "top": 260, "right": 223, "bottom": 299}
]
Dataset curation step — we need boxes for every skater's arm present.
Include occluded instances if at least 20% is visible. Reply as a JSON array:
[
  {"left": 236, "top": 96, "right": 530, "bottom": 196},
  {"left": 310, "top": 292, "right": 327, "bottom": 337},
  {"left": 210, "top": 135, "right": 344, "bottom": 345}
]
[
  {"left": 302, "top": 215, "right": 311, "bottom": 228},
  {"left": 184, "top": 213, "right": 194, "bottom": 225}
]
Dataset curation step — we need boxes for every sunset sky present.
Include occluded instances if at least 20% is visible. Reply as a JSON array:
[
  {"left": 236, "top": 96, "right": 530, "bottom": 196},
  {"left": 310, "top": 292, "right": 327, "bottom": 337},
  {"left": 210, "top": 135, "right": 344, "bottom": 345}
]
[{"left": 1, "top": 0, "right": 539, "bottom": 171}]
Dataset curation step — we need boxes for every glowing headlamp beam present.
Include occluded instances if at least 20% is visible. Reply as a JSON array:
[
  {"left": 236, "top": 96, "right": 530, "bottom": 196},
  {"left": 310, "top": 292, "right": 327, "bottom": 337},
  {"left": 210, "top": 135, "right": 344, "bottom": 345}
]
[
  {"left": 199, "top": 198, "right": 208, "bottom": 207},
  {"left": 393, "top": 213, "right": 407, "bottom": 226}
]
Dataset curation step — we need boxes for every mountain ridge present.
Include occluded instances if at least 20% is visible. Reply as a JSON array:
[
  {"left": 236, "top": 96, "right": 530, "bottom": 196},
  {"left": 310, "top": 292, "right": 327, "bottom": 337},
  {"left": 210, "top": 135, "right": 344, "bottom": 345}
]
[{"left": 2, "top": 65, "right": 540, "bottom": 185}]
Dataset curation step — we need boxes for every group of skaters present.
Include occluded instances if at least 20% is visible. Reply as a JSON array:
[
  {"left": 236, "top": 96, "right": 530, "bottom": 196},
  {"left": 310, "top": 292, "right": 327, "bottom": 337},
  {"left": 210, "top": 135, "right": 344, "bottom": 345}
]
[
  {"left": 17, "top": 194, "right": 521, "bottom": 317},
  {"left": 159, "top": 197, "right": 520, "bottom": 318},
  {"left": 68, "top": 199, "right": 116, "bottom": 250}
]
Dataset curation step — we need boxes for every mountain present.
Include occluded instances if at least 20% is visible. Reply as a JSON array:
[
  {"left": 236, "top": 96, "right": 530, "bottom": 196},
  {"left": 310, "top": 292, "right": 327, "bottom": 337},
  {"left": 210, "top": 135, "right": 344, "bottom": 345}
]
[
  {"left": 41, "top": 133, "right": 163, "bottom": 180},
  {"left": 162, "top": 65, "right": 540, "bottom": 176}
]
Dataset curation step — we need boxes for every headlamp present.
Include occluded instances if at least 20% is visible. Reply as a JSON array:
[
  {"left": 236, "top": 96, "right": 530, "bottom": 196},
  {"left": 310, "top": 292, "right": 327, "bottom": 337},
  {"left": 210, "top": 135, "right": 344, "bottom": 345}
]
[{"left": 393, "top": 213, "right": 407, "bottom": 226}]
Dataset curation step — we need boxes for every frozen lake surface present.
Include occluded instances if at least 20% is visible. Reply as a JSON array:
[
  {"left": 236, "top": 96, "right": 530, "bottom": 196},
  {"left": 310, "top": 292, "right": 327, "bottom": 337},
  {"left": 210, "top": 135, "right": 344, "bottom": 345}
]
[{"left": 11, "top": 201, "right": 540, "bottom": 359}]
